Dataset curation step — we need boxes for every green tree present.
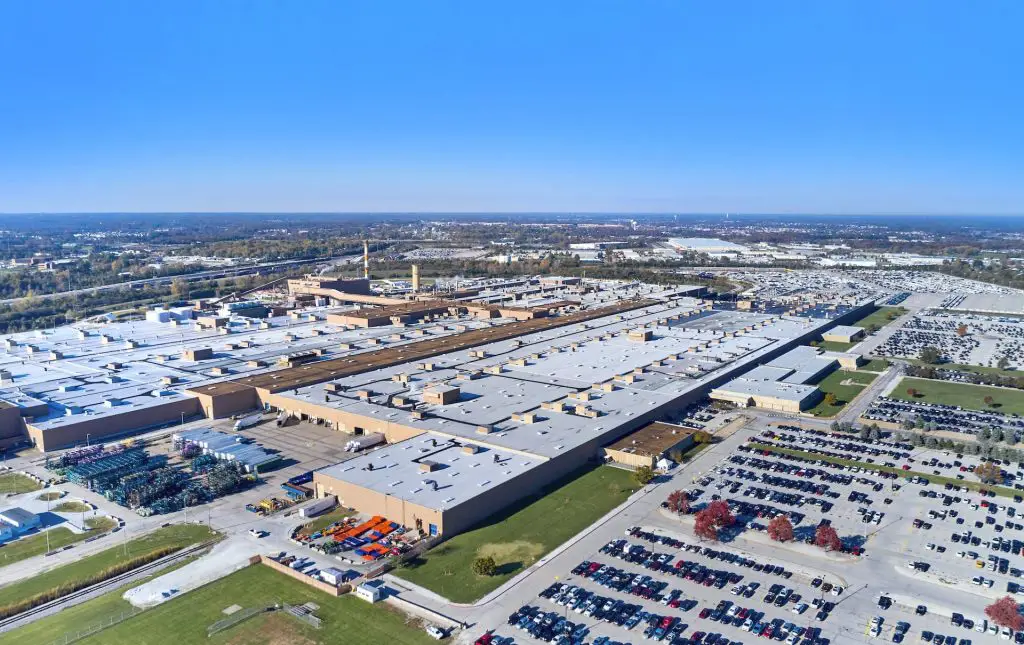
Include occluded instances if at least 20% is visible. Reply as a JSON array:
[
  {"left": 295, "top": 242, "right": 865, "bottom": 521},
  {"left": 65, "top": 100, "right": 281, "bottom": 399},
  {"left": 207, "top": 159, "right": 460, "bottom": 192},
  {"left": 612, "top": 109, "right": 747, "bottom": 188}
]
[
  {"left": 920, "top": 346, "right": 942, "bottom": 364},
  {"left": 634, "top": 465, "right": 655, "bottom": 486}
]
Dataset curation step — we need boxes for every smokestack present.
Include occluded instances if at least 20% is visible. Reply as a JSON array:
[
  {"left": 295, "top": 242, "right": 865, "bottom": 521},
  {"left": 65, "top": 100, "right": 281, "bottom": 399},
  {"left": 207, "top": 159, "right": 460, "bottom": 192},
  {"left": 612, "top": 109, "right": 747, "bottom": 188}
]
[
  {"left": 411, "top": 264, "right": 420, "bottom": 291},
  {"left": 363, "top": 240, "right": 369, "bottom": 280}
]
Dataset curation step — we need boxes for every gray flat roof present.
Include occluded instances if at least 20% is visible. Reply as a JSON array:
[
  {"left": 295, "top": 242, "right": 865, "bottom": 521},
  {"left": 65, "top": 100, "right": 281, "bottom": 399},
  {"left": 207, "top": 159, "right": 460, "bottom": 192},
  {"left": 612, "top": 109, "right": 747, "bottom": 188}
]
[
  {"left": 317, "top": 433, "right": 545, "bottom": 511},
  {"left": 825, "top": 325, "right": 865, "bottom": 337}
]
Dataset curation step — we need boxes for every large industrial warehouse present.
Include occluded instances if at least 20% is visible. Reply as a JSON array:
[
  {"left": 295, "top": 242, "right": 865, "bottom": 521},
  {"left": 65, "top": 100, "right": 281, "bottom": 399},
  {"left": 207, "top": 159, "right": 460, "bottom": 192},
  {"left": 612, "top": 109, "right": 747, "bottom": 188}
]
[{"left": 0, "top": 274, "right": 874, "bottom": 537}]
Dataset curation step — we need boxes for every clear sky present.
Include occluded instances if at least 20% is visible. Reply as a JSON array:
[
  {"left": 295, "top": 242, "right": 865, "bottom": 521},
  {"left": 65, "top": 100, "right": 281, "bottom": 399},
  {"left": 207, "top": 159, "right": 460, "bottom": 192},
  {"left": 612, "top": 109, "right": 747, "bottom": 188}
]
[{"left": 1, "top": 1, "right": 1022, "bottom": 214}]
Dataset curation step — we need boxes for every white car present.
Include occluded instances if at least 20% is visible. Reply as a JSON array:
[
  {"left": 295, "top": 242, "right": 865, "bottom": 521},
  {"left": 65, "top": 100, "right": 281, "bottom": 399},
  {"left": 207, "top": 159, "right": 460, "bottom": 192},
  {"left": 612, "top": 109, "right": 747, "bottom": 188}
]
[
  {"left": 1001, "top": 627, "right": 1012, "bottom": 640},
  {"left": 248, "top": 528, "right": 267, "bottom": 538},
  {"left": 425, "top": 625, "right": 447, "bottom": 640},
  {"left": 869, "top": 625, "right": 881, "bottom": 638}
]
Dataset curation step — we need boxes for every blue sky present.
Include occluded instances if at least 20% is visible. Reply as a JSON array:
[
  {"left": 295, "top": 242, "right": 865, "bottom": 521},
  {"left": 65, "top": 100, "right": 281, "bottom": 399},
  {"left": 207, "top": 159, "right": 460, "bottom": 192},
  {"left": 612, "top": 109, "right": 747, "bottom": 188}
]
[{"left": 1, "top": 1, "right": 1022, "bottom": 214}]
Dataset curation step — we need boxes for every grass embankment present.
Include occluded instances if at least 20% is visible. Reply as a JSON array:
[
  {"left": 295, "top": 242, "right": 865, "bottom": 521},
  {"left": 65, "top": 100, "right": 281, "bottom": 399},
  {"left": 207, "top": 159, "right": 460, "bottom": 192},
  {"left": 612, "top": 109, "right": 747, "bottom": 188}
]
[
  {"left": 891, "top": 377, "right": 1024, "bottom": 416},
  {"left": 396, "top": 465, "right": 640, "bottom": 603},
  {"left": 749, "top": 442, "right": 1020, "bottom": 498},
  {"left": 0, "top": 523, "right": 215, "bottom": 614},
  {"left": 0, "top": 517, "right": 117, "bottom": 567},
  {"left": 0, "top": 473, "right": 41, "bottom": 494},
  {"left": 38, "top": 491, "right": 63, "bottom": 502},
  {"left": 808, "top": 369, "right": 878, "bottom": 417},
  {"left": 1, "top": 564, "right": 439, "bottom": 645},
  {"left": 295, "top": 507, "right": 353, "bottom": 538}
]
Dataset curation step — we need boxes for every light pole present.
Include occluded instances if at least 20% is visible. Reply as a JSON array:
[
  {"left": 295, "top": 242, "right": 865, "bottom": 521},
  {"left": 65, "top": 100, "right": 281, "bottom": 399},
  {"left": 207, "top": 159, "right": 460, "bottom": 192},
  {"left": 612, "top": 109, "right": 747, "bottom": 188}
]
[
  {"left": 86, "top": 434, "right": 90, "bottom": 447},
  {"left": 45, "top": 497, "right": 51, "bottom": 554}
]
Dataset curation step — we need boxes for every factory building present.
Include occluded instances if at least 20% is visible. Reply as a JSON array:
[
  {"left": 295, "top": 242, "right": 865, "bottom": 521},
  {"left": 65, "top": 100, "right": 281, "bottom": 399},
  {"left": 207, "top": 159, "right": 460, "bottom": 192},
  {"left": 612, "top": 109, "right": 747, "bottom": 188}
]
[
  {"left": 709, "top": 345, "right": 840, "bottom": 412},
  {"left": 821, "top": 325, "right": 865, "bottom": 344}
]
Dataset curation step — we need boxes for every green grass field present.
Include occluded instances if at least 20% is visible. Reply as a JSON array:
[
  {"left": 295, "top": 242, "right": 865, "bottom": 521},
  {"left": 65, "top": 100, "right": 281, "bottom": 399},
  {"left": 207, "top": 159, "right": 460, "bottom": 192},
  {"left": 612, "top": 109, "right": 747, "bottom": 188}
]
[
  {"left": 0, "top": 563, "right": 438, "bottom": 645},
  {"left": 847, "top": 306, "right": 908, "bottom": 330},
  {"left": 808, "top": 369, "right": 878, "bottom": 417},
  {"left": 396, "top": 465, "right": 640, "bottom": 602},
  {"left": 0, "top": 472, "right": 41, "bottom": 494},
  {"left": 0, "top": 517, "right": 117, "bottom": 568},
  {"left": 891, "top": 377, "right": 1024, "bottom": 415},
  {"left": 0, "top": 523, "right": 214, "bottom": 607},
  {"left": 860, "top": 359, "right": 891, "bottom": 373},
  {"left": 750, "top": 442, "right": 1020, "bottom": 498},
  {"left": 818, "top": 340, "right": 856, "bottom": 352}
]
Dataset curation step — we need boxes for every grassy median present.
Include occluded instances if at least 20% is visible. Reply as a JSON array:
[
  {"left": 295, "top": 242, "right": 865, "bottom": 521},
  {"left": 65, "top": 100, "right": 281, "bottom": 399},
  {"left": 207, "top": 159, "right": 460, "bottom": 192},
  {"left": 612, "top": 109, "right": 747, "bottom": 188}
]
[
  {"left": 749, "top": 442, "right": 1020, "bottom": 498},
  {"left": 0, "top": 517, "right": 117, "bottom": 568},
  {"left": 0, "top": 472, "right": 41, "bottom": 495},
  {"left": 0, "top": 523, "right": 215, "bottom": 612},
  {"left": 396, "top": 464, "right": 640, "bottom": 603}
]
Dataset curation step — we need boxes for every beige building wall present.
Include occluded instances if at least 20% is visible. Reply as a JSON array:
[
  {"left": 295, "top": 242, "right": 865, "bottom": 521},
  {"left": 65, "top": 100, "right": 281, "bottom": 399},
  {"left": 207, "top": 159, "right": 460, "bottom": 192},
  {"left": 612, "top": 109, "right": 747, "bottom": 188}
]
[
  {"left": 603, "top": 448, "right": 656, "bottom": 469},
  {"left": 313, "top": 474, "right": 445, "bottom": 535},
  {"left": 190, "top": 387, "right": 259, "bottom": 419},
  {"left": 261, "top": 393, "right": 425, "bottom": 443},
  {"left": 27, "top": 397, "right": 202, "bottom": 451}
]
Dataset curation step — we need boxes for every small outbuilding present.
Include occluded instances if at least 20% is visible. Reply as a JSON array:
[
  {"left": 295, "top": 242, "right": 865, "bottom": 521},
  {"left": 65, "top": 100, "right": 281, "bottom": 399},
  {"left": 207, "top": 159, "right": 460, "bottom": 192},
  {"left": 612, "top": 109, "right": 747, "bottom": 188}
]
[
  {"left": 355, "top": 579, "right": 386, "bottom": 603},
  {"left": 603, "top": 422, "right": 697, "bottom": 470},
  {"left": 822, "top": 325, "right": 865, "bottom": 344},
  {"left": 0, "top": 506, "right": 41, "bottom": 534}
]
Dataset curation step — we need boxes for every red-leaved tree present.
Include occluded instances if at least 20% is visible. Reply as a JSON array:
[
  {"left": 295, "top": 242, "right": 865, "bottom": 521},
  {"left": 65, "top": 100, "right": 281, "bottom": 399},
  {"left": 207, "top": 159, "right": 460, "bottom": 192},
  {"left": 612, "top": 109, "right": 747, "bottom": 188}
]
[
  {"left": 693, "top": 500, "right": 734, "bottom": 542},
  {"left": 986, "top": 596, "right": 1024, "bottom": 631},
  {"left": 767, "top": 515, "right": 794, "bottom": 543},
  {"left": 814, "top": 524, "right": 842, "bottom": 552},
  {"left": 667, "top": 490, "right": 690, "bottom": 515}
]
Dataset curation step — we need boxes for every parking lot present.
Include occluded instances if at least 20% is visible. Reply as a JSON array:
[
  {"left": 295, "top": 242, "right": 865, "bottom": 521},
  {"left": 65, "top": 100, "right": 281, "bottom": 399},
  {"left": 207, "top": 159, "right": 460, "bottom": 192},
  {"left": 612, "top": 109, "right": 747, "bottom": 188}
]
[
  {"left": 873, "top": 312, "right": 1022, "bottom": 370},
  {"left": 468, "top": 418, "right": 1024, "bottom": 645},
  {"left": 863, "top": 395, "right": 1024, "bottom": 441}
]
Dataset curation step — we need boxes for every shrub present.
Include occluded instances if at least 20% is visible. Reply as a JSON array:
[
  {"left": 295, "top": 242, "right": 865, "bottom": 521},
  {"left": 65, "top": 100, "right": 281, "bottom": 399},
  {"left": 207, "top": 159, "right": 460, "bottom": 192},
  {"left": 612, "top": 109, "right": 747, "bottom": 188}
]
[{"left": 472, "top": 556, "right": 497, "bottom": 577}]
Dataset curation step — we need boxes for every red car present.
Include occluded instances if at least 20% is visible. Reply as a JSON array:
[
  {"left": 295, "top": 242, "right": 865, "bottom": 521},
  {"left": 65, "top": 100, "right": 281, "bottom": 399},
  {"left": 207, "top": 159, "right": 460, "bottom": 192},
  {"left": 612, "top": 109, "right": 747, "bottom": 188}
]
[
  {"left": 699, "top": 608, "right": 711, "bottom": 619},
  {"left": 475, "top": 633, "right": 493, "bottom": 645}
]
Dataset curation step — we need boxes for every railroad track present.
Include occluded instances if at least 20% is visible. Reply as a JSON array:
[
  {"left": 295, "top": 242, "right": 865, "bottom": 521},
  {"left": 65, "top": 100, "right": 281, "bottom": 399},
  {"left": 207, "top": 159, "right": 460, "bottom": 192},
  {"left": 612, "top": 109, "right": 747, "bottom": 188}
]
[{"left": 0, "top": 540, "right": 215, "bottom": 633}]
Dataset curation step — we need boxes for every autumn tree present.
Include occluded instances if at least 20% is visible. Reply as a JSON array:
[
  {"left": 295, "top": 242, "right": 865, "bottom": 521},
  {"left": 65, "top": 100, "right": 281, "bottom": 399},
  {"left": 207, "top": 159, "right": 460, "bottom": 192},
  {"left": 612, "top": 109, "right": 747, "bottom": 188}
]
[
  {"left": 957, "top": 324, "right": 969, "bottom": 337},
  {"left": 666, "top": 490, "right": 690, "bottom": 515},
  {"left": 170, "top": 278, "right": 190, "bottom": 301},
  {"left": 767, "top": 515, "right": 794, "bottom": 543},
  {"left": 985, "top": 596, "right": 1024, "bottom": 631},
  {"left": 823, "top": 392, "right": 838, "bottom": 406},
  {"left": 692, "top": 430, "right": 712, "bottom": 445},
  {"left": 814, "top": 524, "right": 842, "bottom": 552},
  {"left": 975, "top": 461, "right": 1003, "bottom": 484},
  {"left": 693, "top": 500, "right": 734, "bottom": 542},
  {"left": 906, "top": 387, "right": 919, "bottom": 398},
  {"left": 984, "top": 395, "right": 996, "bottom": 408}
]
